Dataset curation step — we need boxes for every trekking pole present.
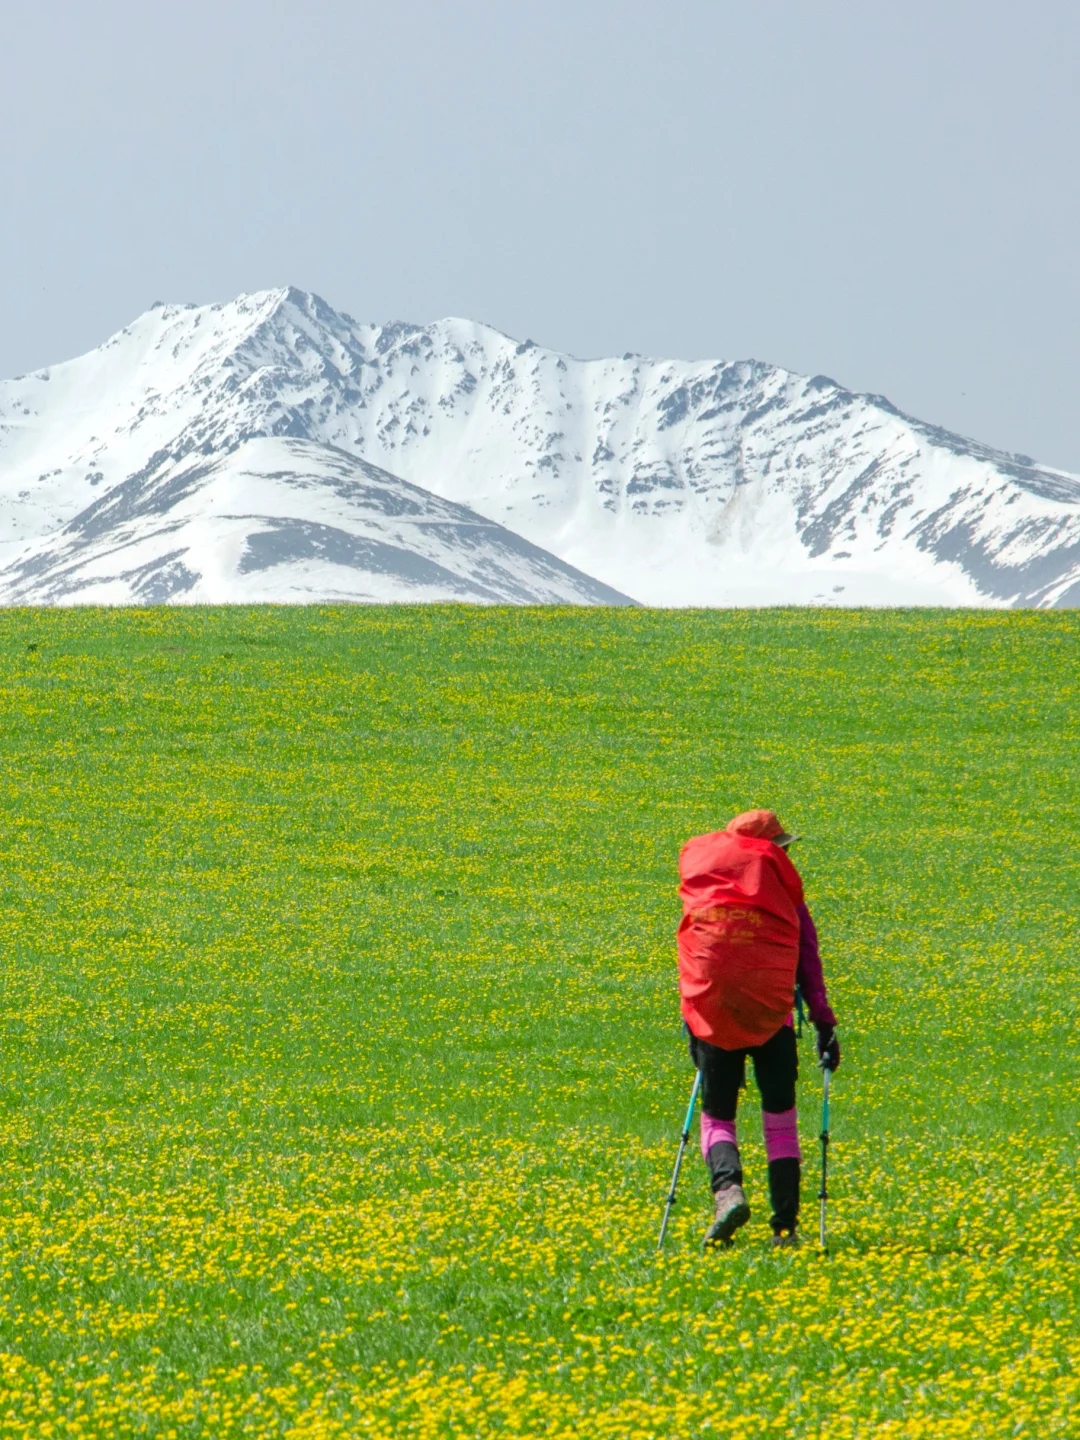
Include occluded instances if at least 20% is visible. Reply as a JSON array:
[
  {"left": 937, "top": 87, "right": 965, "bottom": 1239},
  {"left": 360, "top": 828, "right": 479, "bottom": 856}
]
[
  {"left": 657, "top": 1069, "right": 702, "bottom": 1251},
  {"left": 818, "top": 1063, "right": 831, "bottom": 1251}
]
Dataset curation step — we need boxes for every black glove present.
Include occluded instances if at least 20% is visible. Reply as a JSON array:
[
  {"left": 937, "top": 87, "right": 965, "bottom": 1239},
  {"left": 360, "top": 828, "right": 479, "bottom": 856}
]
[
  {"left": 684, "top": 1021, "right": 699, "bottom": 1068},
  {"left": 815, "top": 1022, "right": 841, "bottom": 1072}
]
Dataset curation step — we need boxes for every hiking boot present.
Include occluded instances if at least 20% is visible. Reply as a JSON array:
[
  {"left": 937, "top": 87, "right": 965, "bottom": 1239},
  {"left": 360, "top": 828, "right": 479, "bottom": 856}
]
[
  {"left": 770, "top": 1228, "right": 800, "bottom": 1249},
  {"left": 704, "top": 1184, "right": 750, "bottom": 1247}
]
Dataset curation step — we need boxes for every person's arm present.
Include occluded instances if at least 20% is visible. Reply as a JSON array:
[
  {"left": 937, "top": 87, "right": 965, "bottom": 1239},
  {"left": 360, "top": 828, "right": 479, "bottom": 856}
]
[
  {"left": 796, "top": 902, "right": 841, "bottom": 1070},
  {"left": 795, "top": 903, "right": 836, "bottom": 1027}
]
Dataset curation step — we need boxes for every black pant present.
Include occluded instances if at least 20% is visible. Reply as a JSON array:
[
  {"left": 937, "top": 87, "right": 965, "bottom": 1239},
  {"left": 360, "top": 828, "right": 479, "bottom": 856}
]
[{"left": 690, "top": 1025, "right": 800, "bottom": 1233}]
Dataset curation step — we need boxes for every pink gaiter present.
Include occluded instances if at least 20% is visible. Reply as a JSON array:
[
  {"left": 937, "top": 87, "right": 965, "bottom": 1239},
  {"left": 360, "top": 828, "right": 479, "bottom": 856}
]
[
  {"left": 762, "top": 1107, "right": 801, "bottom": 1163},
  {"left": 700, "top": 1113, "right": 737, "bottom": 1159}
]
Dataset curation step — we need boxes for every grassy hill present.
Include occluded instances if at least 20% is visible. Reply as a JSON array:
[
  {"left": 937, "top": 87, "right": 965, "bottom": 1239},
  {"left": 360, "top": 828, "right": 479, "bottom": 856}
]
[{"left": 0, "top": 605, "right": 1077, "bottom": 1437}]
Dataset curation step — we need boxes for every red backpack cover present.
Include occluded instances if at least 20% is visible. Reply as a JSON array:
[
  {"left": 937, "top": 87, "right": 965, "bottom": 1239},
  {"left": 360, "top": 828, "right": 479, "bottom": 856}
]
[{"left": 677, "top": 828, "right": 804, "bottom": 1049}]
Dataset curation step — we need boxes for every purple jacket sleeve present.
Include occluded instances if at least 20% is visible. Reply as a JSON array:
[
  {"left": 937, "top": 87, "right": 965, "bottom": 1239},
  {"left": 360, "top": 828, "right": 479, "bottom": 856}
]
[{"left": 796, "top": 902, "right": 837, "bottom": 1029}]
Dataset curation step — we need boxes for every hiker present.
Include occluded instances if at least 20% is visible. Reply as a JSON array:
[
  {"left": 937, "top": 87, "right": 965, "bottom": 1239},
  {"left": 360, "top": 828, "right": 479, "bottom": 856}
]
[{"left": 677, "top": 809, "right": 840, "bottom": 1248}]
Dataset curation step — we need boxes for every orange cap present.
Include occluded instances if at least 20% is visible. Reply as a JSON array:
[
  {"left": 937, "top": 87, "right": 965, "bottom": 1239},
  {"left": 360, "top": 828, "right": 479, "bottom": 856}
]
[{"left": 725, "top": 809, "right": 798, "bottom": 847}]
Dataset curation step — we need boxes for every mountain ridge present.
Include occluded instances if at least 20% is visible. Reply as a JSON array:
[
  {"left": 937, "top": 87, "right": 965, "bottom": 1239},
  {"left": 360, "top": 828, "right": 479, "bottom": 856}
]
[
  {"left": 3, "top": 287, "right": 1080, "bottom": 607},
  {"left": 0, "top": 436, "right": 635, "bottom": 607}
]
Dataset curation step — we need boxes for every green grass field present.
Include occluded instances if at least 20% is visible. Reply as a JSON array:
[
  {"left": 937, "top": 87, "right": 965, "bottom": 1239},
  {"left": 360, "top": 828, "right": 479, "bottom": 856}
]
[{"left": 0, "top": 605, "right": 1078, "bottom": 1438}]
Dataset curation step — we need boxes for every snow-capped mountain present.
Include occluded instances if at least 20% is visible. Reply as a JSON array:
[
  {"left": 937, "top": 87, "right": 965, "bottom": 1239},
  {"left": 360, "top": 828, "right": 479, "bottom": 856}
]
[
  {"left": 2, "top": 284, "right": 1079, "bottom": 607},
  {"left": 0, "top": 437, "right": 633, "bottom": 607}
]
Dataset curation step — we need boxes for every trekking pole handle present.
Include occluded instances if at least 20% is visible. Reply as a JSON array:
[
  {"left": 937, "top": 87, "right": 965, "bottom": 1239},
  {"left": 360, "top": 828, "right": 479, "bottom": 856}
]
[{"left": 680, "top": 1067, "right": 702, "bottom": 1139}]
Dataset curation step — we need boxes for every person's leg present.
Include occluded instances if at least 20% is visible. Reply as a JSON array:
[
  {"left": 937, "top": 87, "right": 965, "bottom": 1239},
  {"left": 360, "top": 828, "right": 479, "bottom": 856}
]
[
  {"left": 690, "top": 1034, "right": 752, "bottom": 1245},
  {"left": 691, "top": 1034, "right": 746, "bottom": 1193},
  {"left": 750, "top": 1025, "right": 801, "bottom": 1236}
]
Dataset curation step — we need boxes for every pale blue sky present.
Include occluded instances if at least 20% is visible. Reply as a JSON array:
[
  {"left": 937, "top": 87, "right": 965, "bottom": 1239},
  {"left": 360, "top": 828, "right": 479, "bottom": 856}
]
[{"left": 3, "top": 0, "right": 1078, "bottom": 468}]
